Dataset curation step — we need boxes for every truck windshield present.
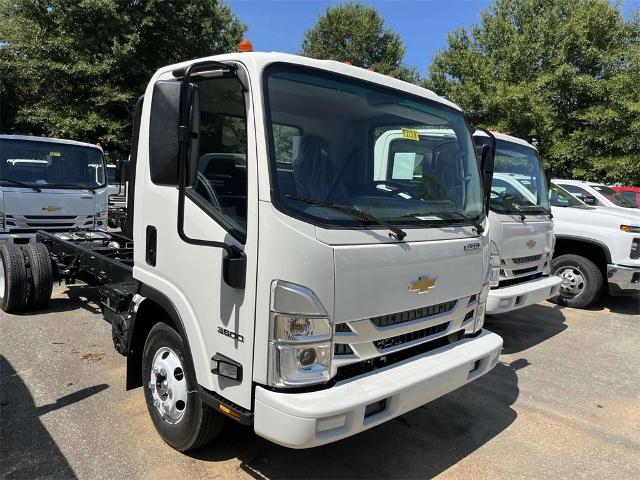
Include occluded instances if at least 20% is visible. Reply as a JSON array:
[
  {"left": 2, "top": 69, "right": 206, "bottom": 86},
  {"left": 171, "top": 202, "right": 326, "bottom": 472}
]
[
  {"left": 549, "top": 183, "right": 589, "bottom": 208},
  {"left": 264, "top": 64, "right": 483, "bottom": 228},
  {"left": 591, "top": 184, "right": 638, "bottom": 208},
  {"left": 474, "top": 137, "right": 550, "bottom": 215},
  {"left": 0, "top": 139, "right": 106, "bottom": 190}
]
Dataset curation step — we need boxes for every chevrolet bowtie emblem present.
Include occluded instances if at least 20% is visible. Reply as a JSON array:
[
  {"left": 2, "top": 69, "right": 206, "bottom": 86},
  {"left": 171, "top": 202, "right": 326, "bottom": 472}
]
[
  {"left": 526, "top": 240, "right": 536, "bottom": 249},
  {"left": 42, "top": 205, "right": 62, "bottom": 212},
  {"left": 408, "top": 276, "right": 437, "bottom": 294}
]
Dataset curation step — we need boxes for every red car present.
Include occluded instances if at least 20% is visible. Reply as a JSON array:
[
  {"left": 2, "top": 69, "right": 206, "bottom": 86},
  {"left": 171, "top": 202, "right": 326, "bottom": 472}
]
[{"left": 612, "top": 186, "right": 640, "bottom": 207}]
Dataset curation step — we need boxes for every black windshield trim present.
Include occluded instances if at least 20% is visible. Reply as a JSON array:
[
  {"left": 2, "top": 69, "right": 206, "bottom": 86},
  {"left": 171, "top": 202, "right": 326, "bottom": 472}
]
[{"left": 262, "top": 62, "right": 485, "bottom": 231}]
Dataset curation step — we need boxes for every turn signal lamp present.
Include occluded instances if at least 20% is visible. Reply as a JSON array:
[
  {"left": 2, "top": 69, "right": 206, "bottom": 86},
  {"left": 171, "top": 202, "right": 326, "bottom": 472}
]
[
  {"left": 238, "top": 38, "right": 253, "bottom": 52},
  {"left": 620, "top": 225, "right": 640, "bottom": 233}
]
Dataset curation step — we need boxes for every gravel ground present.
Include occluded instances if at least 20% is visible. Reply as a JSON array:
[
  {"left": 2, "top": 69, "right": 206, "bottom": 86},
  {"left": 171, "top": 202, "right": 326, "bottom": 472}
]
[{"left": 1, "top": 285, "right": 639, "bottom": 479}]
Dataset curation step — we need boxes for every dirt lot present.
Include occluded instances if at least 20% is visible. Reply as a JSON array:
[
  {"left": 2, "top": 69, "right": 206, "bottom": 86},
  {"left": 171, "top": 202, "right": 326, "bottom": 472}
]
[{"left": 1, "top": 285, "right": 639, "bottom": 479}]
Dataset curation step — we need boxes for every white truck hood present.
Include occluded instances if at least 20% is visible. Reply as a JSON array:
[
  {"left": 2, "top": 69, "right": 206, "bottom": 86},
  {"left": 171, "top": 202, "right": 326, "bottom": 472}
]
[
  {"left": 3, "top": 189, "right": 97, "bottom": 216},
  {"left": 489, "top": 213, "right": 552, "bottom": 259}
]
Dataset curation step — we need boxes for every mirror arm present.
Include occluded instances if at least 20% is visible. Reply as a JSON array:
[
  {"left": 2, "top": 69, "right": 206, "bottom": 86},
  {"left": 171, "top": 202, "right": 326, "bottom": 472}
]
[{"left": 174, "top": 60, "right": 246, "bottom": 289}]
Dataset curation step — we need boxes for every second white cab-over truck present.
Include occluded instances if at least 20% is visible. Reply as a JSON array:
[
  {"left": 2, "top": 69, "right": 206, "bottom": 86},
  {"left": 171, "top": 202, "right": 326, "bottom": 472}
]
[{"left": 0, "top": 52, "right": 503, "bottom": 451}]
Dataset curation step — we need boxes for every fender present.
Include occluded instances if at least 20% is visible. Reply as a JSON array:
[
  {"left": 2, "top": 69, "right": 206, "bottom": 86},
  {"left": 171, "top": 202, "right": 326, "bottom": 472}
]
[
  {"left": 554, "top": 234, "right": 612, "bottom": 264},
  {"left": 125, "top": 283, "right": 194, "bottom": 390}
]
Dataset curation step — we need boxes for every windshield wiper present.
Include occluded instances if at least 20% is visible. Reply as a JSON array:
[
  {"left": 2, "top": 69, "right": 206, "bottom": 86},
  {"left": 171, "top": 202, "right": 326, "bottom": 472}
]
[
  {"left": 517, "top": 205, "right": 553, "bottom": 219},
  {"left": 0, "top": 179, "right": 41, "bottom": 192},
  {"left": 285, "top": 194, "right": 407, "bottom": 241},
  {"left": 401, "top": 211, "right": 484, "bottom": 235},
  {"left": 47, "top": 183, "right": 96, "bottom": 193}
]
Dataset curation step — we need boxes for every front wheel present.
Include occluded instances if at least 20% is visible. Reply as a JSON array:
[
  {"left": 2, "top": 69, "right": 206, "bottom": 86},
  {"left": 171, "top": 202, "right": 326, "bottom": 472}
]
[
  {"left": 549, "top": 254, "right": 603, "bottom": 308},
  {"left": 142, "top": 322, "right": 224, "bottom": 451}
]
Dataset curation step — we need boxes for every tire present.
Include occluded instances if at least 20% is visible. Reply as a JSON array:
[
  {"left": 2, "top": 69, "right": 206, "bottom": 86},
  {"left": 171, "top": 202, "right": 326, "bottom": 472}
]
[
  {"left": 22, "top": 242, "right": 54, "bottom": 309},
  {"left": 549, "top": 254, "right": 603, "bottom": 308},
  {"left": 0, "top": 244, "right": 28, "bottom": 313},
  {"left": 142, "top": 322, "right": 224, "bottom": 451}
]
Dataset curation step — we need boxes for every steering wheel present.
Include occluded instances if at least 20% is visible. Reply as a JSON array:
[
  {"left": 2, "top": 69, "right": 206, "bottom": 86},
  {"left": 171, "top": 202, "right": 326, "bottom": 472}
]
[{"left": 193, "top": 172, "right": 222, "bottom": 212}]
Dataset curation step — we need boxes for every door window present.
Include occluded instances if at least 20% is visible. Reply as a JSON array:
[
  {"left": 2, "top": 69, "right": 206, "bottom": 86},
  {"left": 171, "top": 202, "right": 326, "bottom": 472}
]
[
  {"left": 558, "top": 184, "right": 599, "bottom": 206},
  {"left": 189, "top": 77, "right": 248, "bottom": 242}
]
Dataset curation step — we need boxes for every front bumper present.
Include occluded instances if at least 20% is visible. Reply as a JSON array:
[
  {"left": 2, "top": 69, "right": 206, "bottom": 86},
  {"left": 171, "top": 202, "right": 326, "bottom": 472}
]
[
  {"left": 0, "top": 232, "right": 36, "bottom": 244},
  {"left": 486, "top": 275, "right": 562, "bottom": 314},
  {"left": 607, "top": 264, "right": 640, "bottom": 292},
  {"left": 253, "top": 330, "right": 503, "bottom": 449}
]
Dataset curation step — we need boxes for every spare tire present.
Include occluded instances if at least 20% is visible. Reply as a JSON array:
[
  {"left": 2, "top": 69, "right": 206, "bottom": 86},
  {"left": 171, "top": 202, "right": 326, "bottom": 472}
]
[
  {"left": 0, "top": 244, "right": 28, "bottom": 313},
  {"left": 22, "top": 242, "right": 54, "bottom": 309}
]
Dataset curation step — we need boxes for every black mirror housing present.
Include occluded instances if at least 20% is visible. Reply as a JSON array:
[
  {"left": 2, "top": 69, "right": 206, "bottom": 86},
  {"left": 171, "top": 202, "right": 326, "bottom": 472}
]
[
  {"left": 116, "top": 158, "right": 129, "bottom": 186},
  {"left": 480, "top": 144, "right": 495, "bottom": 199},
  {"left": 544, "top": 166, "right": 552, "bottom": 191},
  {"left": 149, "top": 80, "right": 181, "bottom": 186}
]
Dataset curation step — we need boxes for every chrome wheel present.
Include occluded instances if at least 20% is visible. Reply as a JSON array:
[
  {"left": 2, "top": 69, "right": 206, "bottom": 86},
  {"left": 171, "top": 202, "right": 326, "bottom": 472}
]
[
  {"left": 557, "top": 266, "right": 585, "bottom": 298},
  {"left": 149, "top": 347, "right": 187, "bottom": 424}
]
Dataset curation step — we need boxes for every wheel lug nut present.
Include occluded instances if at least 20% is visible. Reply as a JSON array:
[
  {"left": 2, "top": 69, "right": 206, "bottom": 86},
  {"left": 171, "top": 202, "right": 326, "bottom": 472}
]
[{"left": 149, "top": 382, "right": 155, "bottom": 390}]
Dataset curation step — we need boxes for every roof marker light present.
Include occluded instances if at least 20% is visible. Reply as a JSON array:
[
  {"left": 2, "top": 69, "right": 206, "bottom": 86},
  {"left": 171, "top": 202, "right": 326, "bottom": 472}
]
[{"left": 238, "top": 39, "right": 253, "bottom": 52}]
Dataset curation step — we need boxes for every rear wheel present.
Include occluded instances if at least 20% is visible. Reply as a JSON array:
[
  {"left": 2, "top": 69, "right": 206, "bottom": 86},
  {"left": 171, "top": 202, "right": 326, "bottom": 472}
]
[
  {"left": 549, "top": 254, "right": 603, "bottom": 308},
  {"left": 142, "top": 322, "right": 224, "bottom": 451},
  {"left": 0, "top": 244, "right": 28, "bottom": 313},
  {"left": 22, "top": 242, "right": 54, "bottom": 309}
]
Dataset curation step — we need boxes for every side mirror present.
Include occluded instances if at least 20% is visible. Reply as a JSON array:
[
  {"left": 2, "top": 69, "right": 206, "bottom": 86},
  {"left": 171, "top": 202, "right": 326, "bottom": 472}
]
[
  {"left": 149, "top": 80, "right": 181, "bottom": 186},
  {"left": 583, "top": 195, "right": 597, "bottom": 206},
  {"left": 148, "top": 80, "right": 200, "bottom": 187},
  {"left": 116, "top": 159, "right": 129, "bottom": 186},
  {"left": 544, "top": 167, "right": 552, "bottom": 191},
  {"left": 480, "top": 144, "right": 495, "bottom": 199}
]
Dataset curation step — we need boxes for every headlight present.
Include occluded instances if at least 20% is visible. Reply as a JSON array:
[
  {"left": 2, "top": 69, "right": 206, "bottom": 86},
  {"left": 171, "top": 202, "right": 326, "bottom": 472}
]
[
  {"left": 474, "top": 282, "right": 490, "bottom": 333},
  {"left": 268, "top": 281, "right": 332, "bottom": 387},
  {"left": 620, "top": 225, "right": 640, "bottom": 233},
  {"left": 489, "top": 245, "right": 501, "bottom": 287}
]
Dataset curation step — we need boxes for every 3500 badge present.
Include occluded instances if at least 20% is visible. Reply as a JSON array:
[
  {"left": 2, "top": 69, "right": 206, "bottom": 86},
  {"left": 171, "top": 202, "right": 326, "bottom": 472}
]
[{"left": 218, "top": 327, "right": 244, "bottom": 343}]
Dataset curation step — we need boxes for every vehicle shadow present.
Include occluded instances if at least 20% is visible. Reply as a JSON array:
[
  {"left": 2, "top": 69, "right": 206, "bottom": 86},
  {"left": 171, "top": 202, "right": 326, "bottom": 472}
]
[
  {"left": 0, "top": 355, "right": 107, "bottom": 479},
  {"left": 189, "top": 359, "right": 525, "bottom": 479},
  {"left": 585, "top": 293, "right": 639, "bottom": 316},
  {"left": 10, "top": 285, "right": 103, "bottom": 316},
  {"left": 484, "top": 302, "right": 567, "bottom": 355}
]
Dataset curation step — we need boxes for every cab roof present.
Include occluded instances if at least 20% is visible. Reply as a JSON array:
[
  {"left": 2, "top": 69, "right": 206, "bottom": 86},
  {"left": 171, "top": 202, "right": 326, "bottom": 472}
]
[
  {"left": 157, "top": 51, "right": 462, "bottom": 112},
  {"left": 473, "top": 130, "right": 537, "bottom": 150},
  {"left": 0, "top": 134, "right": 102, "bottom": 151}
]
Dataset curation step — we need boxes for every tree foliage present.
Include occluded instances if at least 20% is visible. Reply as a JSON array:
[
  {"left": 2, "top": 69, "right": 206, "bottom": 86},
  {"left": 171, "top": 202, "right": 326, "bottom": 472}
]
[
  {"left": 300, "top": 2, "right": 418, "bottom": 82},
  {"left": 427, "top": 0, "right": 640, "bottom": 184},
  {"left": 0, "top": 0, "right": 245, "bottom": 157}
]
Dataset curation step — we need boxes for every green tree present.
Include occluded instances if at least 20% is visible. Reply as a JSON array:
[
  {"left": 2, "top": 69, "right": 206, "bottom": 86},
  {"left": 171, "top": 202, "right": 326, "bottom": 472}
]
[
  {"left": 0, "top": 0, "right": 245, "bottom": 157},
  {"left": 300, "top": 2, "right": 418, "bottom": 82},
  {"left": 427, "top": 0, "right": 640, "bottom": 184}
]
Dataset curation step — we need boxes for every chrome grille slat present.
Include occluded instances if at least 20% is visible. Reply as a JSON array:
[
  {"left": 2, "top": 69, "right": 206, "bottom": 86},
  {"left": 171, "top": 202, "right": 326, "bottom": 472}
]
[{"left": 374, "top": 322, "right": 450, "bottom": 351}]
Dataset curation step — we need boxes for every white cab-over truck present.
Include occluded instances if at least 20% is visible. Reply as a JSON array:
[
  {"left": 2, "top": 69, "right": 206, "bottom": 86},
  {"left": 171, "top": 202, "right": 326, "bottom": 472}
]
[
  {"left": 549, "top": 182, "right": 640, "bottom": 307},
  {"left": 472, "top": 132, "right": 561, "bottom": 314},
  {"left": 0, "top": 135, "right": 108, "bottom": 243},
  {"left": 0, "top": 53, "right": 502, "bottom": 451}
]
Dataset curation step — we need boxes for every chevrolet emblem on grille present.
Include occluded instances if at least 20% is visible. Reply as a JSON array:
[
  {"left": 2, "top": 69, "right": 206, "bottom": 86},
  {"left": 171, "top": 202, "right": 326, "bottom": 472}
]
[
  {"left": 408, "top": 276, "right": 437, "bottom": 294},
  {"left": 526, "top": 239, "right": 536, "bottom": 249},
  {"left": 42, "top": 205, "right": 62, "bottom": 212}
]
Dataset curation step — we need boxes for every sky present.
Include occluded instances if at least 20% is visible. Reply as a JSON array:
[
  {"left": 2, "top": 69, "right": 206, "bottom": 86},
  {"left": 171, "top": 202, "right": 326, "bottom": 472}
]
[{"left": 227, "top": 0, "right": 640, "bottom": 75}]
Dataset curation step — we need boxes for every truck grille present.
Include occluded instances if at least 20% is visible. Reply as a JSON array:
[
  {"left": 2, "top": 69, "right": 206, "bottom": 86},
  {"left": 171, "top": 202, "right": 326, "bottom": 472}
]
[
  {"left": 370, "top": 300, "right": 456, "bottom": 328},
  {"left": 332, "top": 294, "right": 479, "bottom": 380},
  {"left": 374, "top": 322, "right": 450, "bottom": 350},
  {"left": 512, "top": 254, "right": 542, "bottom": 264},
  {"left": 5, "top": 214, "right": 93, "bottom": 231}
]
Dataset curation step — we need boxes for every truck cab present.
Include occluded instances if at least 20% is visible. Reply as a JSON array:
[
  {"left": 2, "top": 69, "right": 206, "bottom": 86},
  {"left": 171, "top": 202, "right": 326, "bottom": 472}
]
[
  {"left": 0, "top": 135, "right": 108, "bottom": 243},
  {"left": 0, "top": 52, "right": 503, "bottom": 451},
  {"left": 471, "top": 132, "right": 561, "bottom": 314}
]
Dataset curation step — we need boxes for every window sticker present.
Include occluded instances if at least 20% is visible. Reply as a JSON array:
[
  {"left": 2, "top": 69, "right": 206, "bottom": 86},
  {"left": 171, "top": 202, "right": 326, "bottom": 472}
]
[
  {"left": 392, "top": 152, "right": 416, "bottom": 180},
  {"left": 49, "top": 152, "right": 61, "bottom": 157},
  {"left": 401, "top": 128, "right": 420, "bottom": 141}
]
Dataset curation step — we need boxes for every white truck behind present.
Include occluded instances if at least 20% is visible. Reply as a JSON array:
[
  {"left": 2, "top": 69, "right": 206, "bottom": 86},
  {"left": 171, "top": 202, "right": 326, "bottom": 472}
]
[
  {"left": 471, "top": 132, "right": 561, "bottom": 314},
  {"left": 0, "top": 135, "right": 108, "bottom": 243},
  {"left": 0, "top": 52, "right": 502, "bottom": 451},
  {"left": 549, "top": 182, "right": 640, "bottom": 306}
]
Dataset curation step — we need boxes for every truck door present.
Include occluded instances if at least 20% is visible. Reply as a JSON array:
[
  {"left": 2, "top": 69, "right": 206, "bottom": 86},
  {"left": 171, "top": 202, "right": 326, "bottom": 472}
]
[{"left": 137, "top": 70, "right": 257, "bottom": 410}]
